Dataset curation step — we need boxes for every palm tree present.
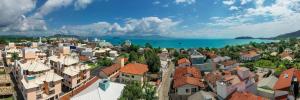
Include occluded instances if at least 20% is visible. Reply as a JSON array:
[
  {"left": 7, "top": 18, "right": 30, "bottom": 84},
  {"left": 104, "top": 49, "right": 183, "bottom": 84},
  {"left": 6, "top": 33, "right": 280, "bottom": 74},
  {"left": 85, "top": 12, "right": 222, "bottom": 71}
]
[{"left": 11, "top": 52, "right": 19, "bottom": 62}]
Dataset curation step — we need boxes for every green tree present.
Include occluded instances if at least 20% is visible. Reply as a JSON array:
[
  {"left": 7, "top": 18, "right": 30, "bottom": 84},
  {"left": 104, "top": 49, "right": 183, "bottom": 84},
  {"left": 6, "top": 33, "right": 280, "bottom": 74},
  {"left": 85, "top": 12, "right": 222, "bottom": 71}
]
[
  {"left": 145, "top": 50, "right": 160, "bottom": 73},
  {"left": 120, "top": 81, "right": 144, "bottom": 100},
  {"left": 129, "top": 51, "right": 139, "bottom": 62},
  {"left": 97, "top": 57, "right": 113, "bottom": 66},
  {"left": 143, "top": 83, "right": 157, "bottom": 100},
  {"left": 11, "top": 52, "right": 20, "bottom": 62}
]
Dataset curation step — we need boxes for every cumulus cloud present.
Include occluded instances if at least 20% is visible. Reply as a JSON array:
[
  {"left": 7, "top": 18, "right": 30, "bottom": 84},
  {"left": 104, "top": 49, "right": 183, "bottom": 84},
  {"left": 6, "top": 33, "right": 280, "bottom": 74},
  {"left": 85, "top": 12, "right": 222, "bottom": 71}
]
[
  {"left": 0, "top": 0, "right": 95, "bottom": 33},
  {"left": 204, "top": 0, "right": 300, "bottom": 38},
  {"left": 240, "top": 0, "right": 252, "bottom": 5},
  {"left": 60, "top": 17, "right": 180, "bottom": 36},
  {"left": 175, "top": 0, "right": 196, "bottom": 4},
  {"left": 0, "top": 0, "right": 37, "bottom": 31},
  {"left": 229, "top": 6, "right": 239, "bottom": 10},
  {"left": 74, "top": 0, "right": 93, "bottom": 10},
  {"left": 34, "top": 0, "right": 73, "bottom": 18},
  {"left": 223, "top": 0, "right": 235, "bottom": 5}
]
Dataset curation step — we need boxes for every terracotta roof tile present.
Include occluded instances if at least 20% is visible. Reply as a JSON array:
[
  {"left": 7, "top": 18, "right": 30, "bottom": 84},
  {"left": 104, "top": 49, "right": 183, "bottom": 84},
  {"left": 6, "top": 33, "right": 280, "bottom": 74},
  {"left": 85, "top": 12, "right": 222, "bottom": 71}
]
[
  {"left": 174, "top": 67, "right": 201, "bottom": 79},
  {"left": 100, "top": 64, "right": 121, "bottom": 76},
  {"left": 273, "top": 68, "right": 300, "bottom": 90},
  {"left": 173, "top": 77, "right": 204, "bottom": 88},
  {"left": 120, "top": 63, "right": 148, "bottom": 75},
  {"left": 173, "top": 67, "right": 204, "bottom": 88},
  {"left": 229, "top": 92, "right": 267, "bottom": 100},
  {"left": 222, "top": 60, "right": 236, "bottom": 66},
  {"left": 177, "top": 58, "right": 190, "bottom": 65}
]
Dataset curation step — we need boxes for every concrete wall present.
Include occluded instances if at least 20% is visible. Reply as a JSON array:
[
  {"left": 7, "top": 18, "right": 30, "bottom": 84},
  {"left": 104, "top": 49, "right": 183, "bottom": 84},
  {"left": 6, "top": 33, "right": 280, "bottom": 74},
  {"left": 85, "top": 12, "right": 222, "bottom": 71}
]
[
  {"left": 120, "top": 73, "right": 144, "bottom": 83},
  {"left": 176, "top": 84, "right": 199, "bottom": 95}
]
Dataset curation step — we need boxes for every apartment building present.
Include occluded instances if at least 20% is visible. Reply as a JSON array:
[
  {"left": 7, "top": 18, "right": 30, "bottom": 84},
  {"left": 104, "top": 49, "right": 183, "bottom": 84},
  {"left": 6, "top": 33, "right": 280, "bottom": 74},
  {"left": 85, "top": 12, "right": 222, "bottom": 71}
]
[
  {"left": 49, "top": 55, "right": 90, "bottom": 89},
  {"left": 13, "top": 60, "right": 62, "bottom": 100}
]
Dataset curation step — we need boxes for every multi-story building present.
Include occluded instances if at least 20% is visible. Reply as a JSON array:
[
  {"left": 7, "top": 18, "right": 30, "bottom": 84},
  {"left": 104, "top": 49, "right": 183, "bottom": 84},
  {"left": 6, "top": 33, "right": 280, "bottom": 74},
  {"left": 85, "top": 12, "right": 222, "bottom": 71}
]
[
  {"left": 13, "top": 60, "right": 62, "bottom": 100},
  {"left": 190, "top": 50, "right": 206, "bottom": 66},
  {"left": 4, "top": 43, "right": 23, "bottom": 65},
  {"left": 49, "top": 55, "right": 90, "bottom": 89},
  {"left": 173, "top": 66, "right": 205, "bottom": 96},
  {"left": 216, "top": 67, "right": 256, "bottom": 99}
]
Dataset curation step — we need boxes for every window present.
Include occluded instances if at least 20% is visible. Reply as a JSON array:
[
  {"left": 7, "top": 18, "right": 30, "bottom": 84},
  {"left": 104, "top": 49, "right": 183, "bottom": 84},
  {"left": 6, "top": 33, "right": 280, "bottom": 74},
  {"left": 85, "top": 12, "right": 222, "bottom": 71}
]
[
  {"left": 192, "top": 88, "right": 197, "bottom": 92},
  {"left": 131, "top": 75, "right": 134, "bottom": 78},
  {"left": 186, "top": 89, "right": 190, "bottom": 93},
  {"left": 77, "top": 80, "right": 80, "bottom": 84},
  {"left": 49, "top": 90, "right": 55, "bottom": 95}
]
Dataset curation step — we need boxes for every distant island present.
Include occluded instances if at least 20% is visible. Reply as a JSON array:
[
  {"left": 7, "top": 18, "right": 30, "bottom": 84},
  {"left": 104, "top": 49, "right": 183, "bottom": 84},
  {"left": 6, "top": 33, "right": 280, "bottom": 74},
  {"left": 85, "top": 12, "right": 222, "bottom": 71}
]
[{"left": 235, "top": 36, "right": 255, "bottom": 39}]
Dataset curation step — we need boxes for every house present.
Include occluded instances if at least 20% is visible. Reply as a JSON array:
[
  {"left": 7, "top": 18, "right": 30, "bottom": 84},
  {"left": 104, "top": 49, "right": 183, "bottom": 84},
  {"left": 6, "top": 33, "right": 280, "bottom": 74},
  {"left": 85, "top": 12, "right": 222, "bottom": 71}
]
[
  {"left": 173, "top": 67, "right": 205, "bottom": 96},
  {"left": 197, "top": 61, "right": 217, "bottom": 72},
  {"left": 257, "top": 76, "right": 278, "bottom": 99},
  {"left": 188, "top": 90, "right": 216, "bottom": 100},
  {"left": 80, "top": 48, "right": 93, "bottom": 57},
  {"left": 204, "top": 71, "right": 222, "bottom": 92},
  {"left": 177, "top": 58, "right": 191, "bottom": 67},
  {"left": 190, "top": 50, "right": 206, "bottom": 66},
  {"left": 216, "top": 67, "right": 256, "bottom": 99},
  {"left": 71, "top": 79, "right": 125, "bottom": 100},
  {"left": 49, "top": 55, "right": 90, "bottom": 89},
  {"left": 109, "top": 50, "right": 119, "bottom": 57},
  {"left": 119, "top": 63, "right": 148, "bottom": 83},
  {"left": 99, "top": 62, "right": 123, "bottom": 79},
  {"left": 240, "top": 50, "right": 260, "bottom": 61},
  {"left": 13, "top": 60, "right": 63, "bottom": 100},
  {"left": 273, "top": 68, "right": 300, "bottom": 99},
  {"left": 22, "top": 47, "right": 47, "bottom": 61},
  {"left": 219, "top": 60, "right": 238, "bottom": 71},
  {"left": 212, "top": 56, "right": 230, "bottom": 63},
  {"left": 279, "top": 51, "right": 294, "bottom": 61}
]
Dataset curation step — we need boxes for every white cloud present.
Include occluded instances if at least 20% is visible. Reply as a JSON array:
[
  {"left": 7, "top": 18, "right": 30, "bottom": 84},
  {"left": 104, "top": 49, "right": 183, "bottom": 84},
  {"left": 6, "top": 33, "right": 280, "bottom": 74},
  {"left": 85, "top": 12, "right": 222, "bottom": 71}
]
[
  {"left": 175, "top": 0, "right": 196, "bottom": 4},
  {"left": 152, "top": 1, "right": 160, "bottom": 5},
  {"left": 0, "top": 0, "right": 36, "bottom": 28},
  {"left": 204, "top": 0, "right": 300, "bottom": 38},
  {"left": 34, "top": 0, "right": 73, "bottom": 18},
  {"left": 60, "top": 17, "right": 180, "bottom": 36},
  {"left": 0, "top": 0, "right": 95, "bottom": 32},
  {"left": 223, "top": 0, "right": 235, "bottom": 5},
  {"left": 241, "top": 0, "right": 252, "bottom": 5},
  {"left": 74, "top": 0, "right": 93, "bottom": 10},
  {"left": 229, "top": 6, "right": 239, "bottom": 10}
]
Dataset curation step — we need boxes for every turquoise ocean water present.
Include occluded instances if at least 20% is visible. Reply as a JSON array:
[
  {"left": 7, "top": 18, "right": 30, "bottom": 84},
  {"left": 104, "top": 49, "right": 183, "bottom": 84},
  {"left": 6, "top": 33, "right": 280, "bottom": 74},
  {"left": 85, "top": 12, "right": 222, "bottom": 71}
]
[{"left": 98, "top": 38, "right": 277, "bottom": 48}]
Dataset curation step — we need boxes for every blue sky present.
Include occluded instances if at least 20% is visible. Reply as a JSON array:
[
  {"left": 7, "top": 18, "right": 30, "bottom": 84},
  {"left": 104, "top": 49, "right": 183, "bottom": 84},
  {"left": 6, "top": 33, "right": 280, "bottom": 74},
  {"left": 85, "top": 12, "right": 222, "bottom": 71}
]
[{"left": 1, "top": 0, "right": 300, "bottom": 38}]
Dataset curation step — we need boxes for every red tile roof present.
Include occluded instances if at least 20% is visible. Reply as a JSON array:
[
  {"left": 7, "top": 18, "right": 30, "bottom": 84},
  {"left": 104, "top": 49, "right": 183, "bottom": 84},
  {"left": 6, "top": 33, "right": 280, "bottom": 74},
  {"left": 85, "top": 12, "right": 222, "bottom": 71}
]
[
  {"left": 205, "top": 71, "right": 222, "bottom": 86},
  {"left": 173, "top": 67, "right": 204, "bottom": 88},
  {"left": 177, "top": 58, "right": 190, "bottom": 65},
  {"left": 273, "top": 68, "right": 300, "bottom": 90},
  {"left": 120, "top": 63, "right": 148, "bottom": 75},
  {"left": 173, "top": 77, "right": 204, "bottom": 88},
  {"left": 174, "top": 67, "right": 201, "bottom": 79},
  {"left": 222, "top": 60, "right": 236, "bottom": 66},
  {"left": 229, "top": 92, "right": 267, "bottom": 100},
  {"left": 100, "top": 64, "right": 121, "bottom": 76}
]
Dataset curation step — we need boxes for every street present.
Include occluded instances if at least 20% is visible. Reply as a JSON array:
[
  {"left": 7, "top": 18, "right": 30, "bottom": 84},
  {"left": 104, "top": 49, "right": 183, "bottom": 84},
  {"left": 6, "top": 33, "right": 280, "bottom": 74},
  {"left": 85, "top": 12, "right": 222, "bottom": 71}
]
[{"left": 159, "top": 61, "right": 174, "bottom": 100}]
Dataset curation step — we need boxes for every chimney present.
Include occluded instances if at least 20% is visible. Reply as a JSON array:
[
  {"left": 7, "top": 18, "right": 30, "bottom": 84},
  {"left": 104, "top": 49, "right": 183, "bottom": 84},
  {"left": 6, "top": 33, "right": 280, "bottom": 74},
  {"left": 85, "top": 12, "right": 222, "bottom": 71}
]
[{"left": 120, "top": 58, "right": 125, "bottom": 67}]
